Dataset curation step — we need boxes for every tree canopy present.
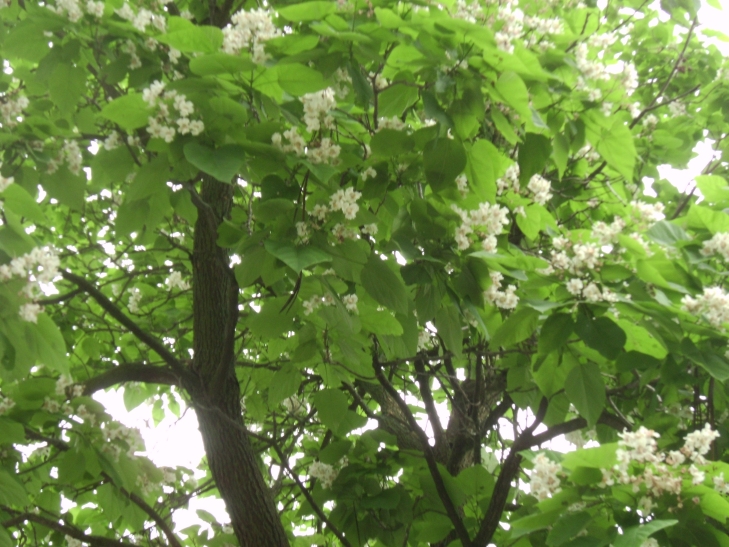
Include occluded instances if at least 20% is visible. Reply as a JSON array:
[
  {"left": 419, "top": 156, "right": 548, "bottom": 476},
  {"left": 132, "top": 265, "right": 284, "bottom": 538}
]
[{"left": 2, "top": 0, "right": 729, "bottom": 545}]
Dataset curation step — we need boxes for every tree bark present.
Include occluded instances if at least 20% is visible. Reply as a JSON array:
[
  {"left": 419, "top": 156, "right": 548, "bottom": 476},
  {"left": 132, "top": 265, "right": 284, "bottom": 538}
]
[{"left": 188, "top": 175, "right": 289, "bottom": 547}]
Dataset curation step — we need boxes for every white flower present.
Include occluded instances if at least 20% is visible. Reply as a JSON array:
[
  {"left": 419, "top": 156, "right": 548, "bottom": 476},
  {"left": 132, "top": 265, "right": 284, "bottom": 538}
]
[
  {"left": 309, "top": 461, "right": 338, "bottom": 489},
  {"left": 701, "top": 232, "right": 729, "bottom": 261},
  {"left": 361, "top": 167, "right": 377, "bottom": 181},
  {"left": 565, "top": 278, "right": 584, "bottom": 296},
  {"left": 165, "top": 271, "right": 190, "bottom": 291},
  {"left": 128, "top": 288, "right": 142, "bottom": 313},
  {"left": 0, "top": 396, "right": 15, "bottom": 416},
  {"left": 329, "top": 188, "right": 361, "bottom": 220},
  {"left": 222, "top": 8, "right": 281, "bottom": 61},
  {"left": 681, "top": 287, "right": 729, "bottom": 328},
  {"left": 342, "top": 294, "right": 358, "bottom": 314},
  {"left": 19, "top": 302, "right": 42, "bottom": 323},
  {"left": 530, "top": 453, "right": 561, "bottom": 500},
  {"left": 682, "top": 423, "right": 720, "bottom": 462},
  {"left": 484, "top": 271, "right": 519, "bottom": 310},
  {"left": 65, "top": 536, "right": 83, "bottom": 547},
  {"left": 0, "top": 175, "right": 14, "bottom": 193},
  {"left": 527, "top": 174, "right": 552, "bottom": 205},
  {"left": 301, "top": 88, "right": 337, "bottom": 132},
  {"left": 377, "top": 116, "right": 406, "bottom": 131},
  {"left": 362, "top": 223, "right": 378, "bottom": 236},
  {"left": 85, "top": 0, "right": 104, "bottom": 17}
]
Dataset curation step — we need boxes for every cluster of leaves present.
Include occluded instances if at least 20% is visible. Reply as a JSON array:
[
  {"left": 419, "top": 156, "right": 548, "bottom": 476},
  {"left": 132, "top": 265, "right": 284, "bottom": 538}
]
[{"left": 2, "top": 0, "right": 729, "bottom": 546}]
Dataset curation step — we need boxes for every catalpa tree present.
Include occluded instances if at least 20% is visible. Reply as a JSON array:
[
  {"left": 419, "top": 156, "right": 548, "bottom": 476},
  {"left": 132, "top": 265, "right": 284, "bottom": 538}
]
[{"left": 1, "top": 0, "right": 729, "bottom": 545}]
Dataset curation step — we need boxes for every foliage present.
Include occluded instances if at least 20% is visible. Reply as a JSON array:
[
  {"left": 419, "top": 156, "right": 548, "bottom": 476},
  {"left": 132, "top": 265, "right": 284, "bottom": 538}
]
[{"left": 1, "top": 0, "right": 729, "bottom": 546}]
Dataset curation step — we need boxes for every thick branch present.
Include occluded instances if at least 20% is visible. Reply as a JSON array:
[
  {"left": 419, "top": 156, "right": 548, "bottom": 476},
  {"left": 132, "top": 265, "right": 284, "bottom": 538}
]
[
  {"left": 473, "top": 397, "right": 548, "bottom": 546},
  {"left": 61, "top": 271, "right": 187, "bottom": 377},
  {"left": 414, "top": 357, "right": 446, "bottom": 452},
  {"left": 82, "top": 362, "right": 180, "bottom": 395},
  {"left": 373, "top": 357, "right": 473, "bottom": 547}
]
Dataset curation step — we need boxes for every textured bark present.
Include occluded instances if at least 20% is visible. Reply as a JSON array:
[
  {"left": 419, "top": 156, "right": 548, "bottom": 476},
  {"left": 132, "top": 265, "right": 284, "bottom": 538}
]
[{"left": 188, "top": 176, "right": 289, "bottom": 547}]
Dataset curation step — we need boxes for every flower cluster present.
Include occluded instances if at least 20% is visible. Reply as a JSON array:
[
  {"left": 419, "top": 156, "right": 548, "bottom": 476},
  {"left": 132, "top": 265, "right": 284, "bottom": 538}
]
[
  {"left": 302, "top": 89, "right": 337, "bottom": 133},
  {"left": 496, "top": 164, "right": 520, "bottom": 195},
  {"left": 115, "top": 3, "right": 167, "bottom": 33},
  {"left": 282, "top": 396, "right": 306, "bottom": 415},
  {"left": 0, "top": 246, "right": 60, "bottom": 323},
  {"left": 451, "top": 202, "right": 510, "bottom": 252},
  {"left": 103, "top": 422, "right": 145, "bottom": 459},
  {"left": 165, "top": 271, "right": 190, "bottom": 291},
  {"left": 0, "top": 395, "right": 15, "bottom": 416},
  {"left": 309, "top": 461, "right": 338, "bottom": 489},
  {"left": 222, "top": 8, "right": 281, "bottom": 64},
  {"left": 591, "top": 218, "right": 625, "bottom": 246},
  {"left": 303, "top": 293, "right": 335, "bottom": 316},
  {"left": 681, "top": 287, "right": 729, "bottom": 328},
  {"left": 598, "top": 425, "right": 721, "bottom": 508},
  {"left": 701, "top": 232, "right": 729, "bottom": 261},
  {"left": 378, "top": 116, "right": 407, "bottom": 131},
  {"left": 329, "top": 187, "right": 362, "bottom": 220},
  {"left": 55, "top": 375, "right": 84, "bottom": 398},
  {"left": 128, "top": 287, "right": 142, "bottom": 314},
  {"left": 48, "top": 140, "right": 83, "bottom": 175},
  {"left": 494, "top": 4, "right": 524, "bottom": 54},
  {"left": 527, "top": 174, "right": 552, "bottom": 205},
  {"left": 142, "top": 81, "right": 204, "bottom": 142},
  {"left": 630, "top": 200, "right": 665, "bottom": 225},
  {"left": 484, "top": 271, "right": 519, "bottom": 310},
  {"left": 529, "top": 453, "right": 562, "bottom": 500},
  {"left": 0, "top": 94, "right": 29, "bottom": 128},
  {"left": 342, "top": 294, "right": 358, "bottom": 314},
  {"left": 565, "top": 278, "right": 618, "bottom": 303}
]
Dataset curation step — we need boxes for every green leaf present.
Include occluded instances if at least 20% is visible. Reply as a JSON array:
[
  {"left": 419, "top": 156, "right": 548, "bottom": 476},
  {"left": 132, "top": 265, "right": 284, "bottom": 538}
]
[
  {"left": 319, "top": 440, "right": 352, "bottom": 464},
  {"left": 278, "top": 1, "right": 337, "bottom": 21},
  {"left": 465, "top": 139, "right": 502, "bottom": 202},
  {"left": 189, "top": 53, "right": 256, "bottom": 75},
  {"left": 269, "top": 365, "right": 300, "bottom": 406},
  {"left": 564, "top": 362, "right": 605, "bottom": 427},
  {"left": 157, "top": 18, "right": 223, "bottom": 53},
  {"left": 370, "top": 129, "right": 415, "bottom": 158},
  {"left": 378, "top": 84, "right": 419, "bottom": 118},
  {"left": 264, "top": 241, "right": 332, "bottom": 272},
  {"left": 491, "top": 108, "right": 520, "bottom": 145},
  {"left": 311, "top": 389, "right": 366, "bottom": 436},
  {"left": 538, "top": 313, "right": 574, "bottom": 355},
  {"left": 423, "top": 138, "right": 467, "bottom": 192},
  {"left": 359, "top": 307, "right": 403, "bottom": 336},
  {"left": 247, "top": 297, "right": 298, "bottom": 338},
  {"left": 695, "top": 175, "right": 729, "bottom": 204},
  {"left": 0, "top": 526, "right": 12, "bottom": 547},
  {"left": 42, "top": 167, "right": 86, "bottom": 212},
  {"left": 587, "top": 117, "right": 636, "bottom": 181},
  {"left": 0, "top": 418, "right": 25, "bottom": 444},
  {"left": 0, "top": 470, "right": 28, "bottom": 507},
  {"left": 491, "top": 307, "right": 540, "bottom": 348},
  {"left": 613, "top": 520, "right": 678, "bottom": 547},
  {"left": 518, "top": 133, "right": 552, "bottom": 186},
  {"left": 646, "top": 220, "right": 689, "bottom": 246},
  {"left": 360, "top": 256, "right": 409, "bottom": 315},
  {"left": 2, "top": 184, "right": 45, "bottom": 223},
  {"left": 574, "top": 313, "right": 626, "bottom": 360},
  {"left": 183, "top": 142, "right": 245, "bottom": 183},
  {"left": 494, "top": 71, "right": 530, "bottom": 120},
  {"left": 49, "top": 63, "right": 86, "bottom": 114},
  {"left": 434, "top": 304, "right": 463, "bottom": 358},
  {"left": 100, "top": 94, "right": 152, "bottom": 131},
  {"left": 277, "top": 64, "right": 327, "bottom": 96},
  {"left": 546, "top": 511, "right": 591, "bottom": 546}
]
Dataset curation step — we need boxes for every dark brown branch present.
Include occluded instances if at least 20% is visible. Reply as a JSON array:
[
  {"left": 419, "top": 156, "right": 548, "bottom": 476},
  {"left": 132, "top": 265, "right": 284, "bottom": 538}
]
[
  {"left": 61, "top": 271, "right": 187, "bottom": 377},
  {"left": 82, "top": 362, "right": 180, "bottom": 395},
  {"left": 373, "top": 356, "right": 473, "bottom": 547},
  {"left": 414, "top": 357, "right": 446, "bottom": 452},
  {"left": 473, "top": 397, "right": 548, "bottom": 547}
]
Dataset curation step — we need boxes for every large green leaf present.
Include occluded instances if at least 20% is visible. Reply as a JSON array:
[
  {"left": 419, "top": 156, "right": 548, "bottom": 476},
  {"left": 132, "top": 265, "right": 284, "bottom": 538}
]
[
  {"left": 278, "top": 1, "right": 337, "bottom": 21},
  {"left": 564, "top": 362, "right": 605, "bottom": 427},
  {"left": 277, "top": 64, "right": 327, "bottom": 96},
  {"left": 360, "top": 256, "right": 409, "bottom": 315},
  {"left": 189, "top": 53, "right": 256, "bottom": 75},
  {"left": 311, "top": 389, "right": 366, "bottom": 436},
  {"left": 0, "top": 470, "right": 28, "bottom": 507},
  {"left": 613, "top": 520, "right": 678, "bottom": 547},
  {"left": 99, "top": 93, "right": 152, "bottom": 131},
  {"left": 574, "top": 313, "right": 626, "bottom": 360},
  {"left": 183, "top": 142, "right": 245, "bottom": 183},
  {"left": 494, "top": 71, "right": 530, "bottom": 120},
  {"left": 264, "top": 241, "right": 332, "bottom": 272},
  {"left": 491, "top": 307, "right": 540, "bottom": 348},
  {"left": 423, "top": 138, "right": 467, "bottom": 192},
  {"left": 465, "top": 139, "right": 502, "bottom": 201},
  {"left": 434, "top": 304, "right": 463, "bottom": 358},
  {"left": 157, "top": 18, "right": 223, "bottom": 53}
]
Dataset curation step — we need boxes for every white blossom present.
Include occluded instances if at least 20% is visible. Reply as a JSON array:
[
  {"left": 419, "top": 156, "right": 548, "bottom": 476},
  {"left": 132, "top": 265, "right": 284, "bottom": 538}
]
[
  {"left": 309, "top": 461, "right": 338, "bottom": 489},
  {"left": 329, "top": 188, "right": 361, "bottom": 220},
  {"left": 530, "top": 453, "right": 561, "bottom": 500},
  {"left": 19, "top": 302, "right": 42, "bottom": 323},
  {"left": 681, "top": 287, "right": 729, "bottom": 328},
  {"left": 342, "top": 294, "right": 358, "bottom": 314},
  {"left": 301, "top": 89, "right": 337, "bottom": 133},
  {"left": 165, "top": 271, "right": 190, "bottom": 291},
  {"left": 222, "top": 8, "right": 281, "bottom": 63},
  {"left": 701, "top": 232, "right": 729, "bottom": 261},
  {"left": 527, "top": 174, "right": 552, "bottom": 205}
]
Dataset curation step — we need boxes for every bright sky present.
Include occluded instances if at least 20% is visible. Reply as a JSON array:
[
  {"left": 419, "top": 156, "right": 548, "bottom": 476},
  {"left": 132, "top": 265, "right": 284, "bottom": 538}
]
[{"left": 93, "top": 0, "right": 729, "bottom": 537}]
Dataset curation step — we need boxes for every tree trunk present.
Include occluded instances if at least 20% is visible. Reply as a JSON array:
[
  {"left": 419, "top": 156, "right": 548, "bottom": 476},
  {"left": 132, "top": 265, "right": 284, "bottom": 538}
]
[{"left": 188, "top": 176, "right": 290, "bottom": 547}]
